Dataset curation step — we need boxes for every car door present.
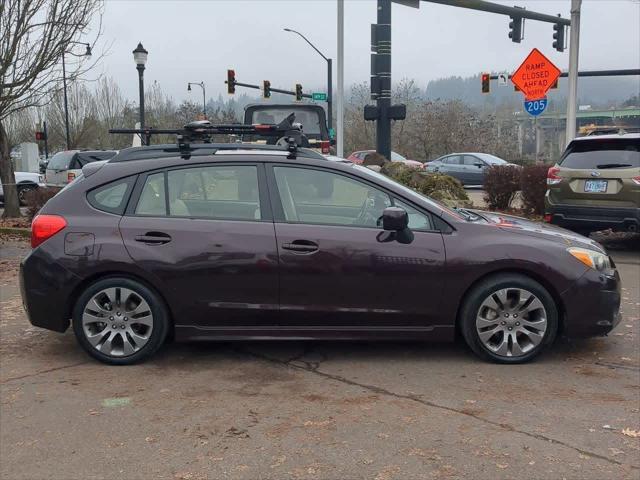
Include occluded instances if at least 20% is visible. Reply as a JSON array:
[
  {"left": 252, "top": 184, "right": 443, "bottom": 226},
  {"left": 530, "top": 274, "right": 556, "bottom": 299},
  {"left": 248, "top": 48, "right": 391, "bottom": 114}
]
[
  {"left": 441, "top": 155, "right": 465, "bottom": 182},
  {"left": 267, "top": 164, "right": 446, "bottom": 328},
  {"left": 463, "top": 155, "right": 485, "bottom": 185},
  {"left": 119, "top": 162, "right": 279, "bottom": 328}
]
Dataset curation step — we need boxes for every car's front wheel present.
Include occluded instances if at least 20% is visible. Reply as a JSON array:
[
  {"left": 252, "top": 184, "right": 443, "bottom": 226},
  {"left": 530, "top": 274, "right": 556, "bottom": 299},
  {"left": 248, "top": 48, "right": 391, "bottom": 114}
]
[
  {"left": 460, "top": 274, "right": 558, "bottom": 363},
  {"left": 17, "top": 184, "right": 37, "bottom": 206},
  {"left": 72, "top": 277, "right": 169, "bottom": 365}
]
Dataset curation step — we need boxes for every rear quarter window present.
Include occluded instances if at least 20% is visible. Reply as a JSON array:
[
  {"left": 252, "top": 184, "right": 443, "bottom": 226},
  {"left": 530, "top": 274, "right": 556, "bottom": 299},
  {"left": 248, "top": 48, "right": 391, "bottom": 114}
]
[
  {"left": 87, "top": 177, "right": 136, "bottom": 215},
  {"left": 47, "top": 152, "right": 75, "bottom": 170},
  {"left": 560, "top": 139, "right": 639, "bottom": 169}
]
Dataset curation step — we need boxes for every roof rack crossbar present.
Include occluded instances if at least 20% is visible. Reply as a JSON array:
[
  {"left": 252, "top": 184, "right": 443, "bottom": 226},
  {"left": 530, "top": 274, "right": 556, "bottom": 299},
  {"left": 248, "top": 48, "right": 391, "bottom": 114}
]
[{"left": 109, "top": 113, "right": 306, "bottom": 159}]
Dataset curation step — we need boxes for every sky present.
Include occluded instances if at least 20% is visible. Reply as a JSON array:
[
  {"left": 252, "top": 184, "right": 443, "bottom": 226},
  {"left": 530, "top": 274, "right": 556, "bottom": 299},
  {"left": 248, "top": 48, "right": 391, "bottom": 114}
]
[{"left": 85, "top": 0, "right": 640, "bottom": 103}]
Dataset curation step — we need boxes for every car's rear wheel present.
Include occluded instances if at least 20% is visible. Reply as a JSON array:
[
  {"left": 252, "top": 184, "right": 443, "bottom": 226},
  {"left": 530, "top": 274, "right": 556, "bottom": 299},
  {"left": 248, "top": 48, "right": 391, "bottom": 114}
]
[
  {"left": 460, "top": 274, "right": 558, "bottom": 364},
  {"left": 72, "top": 277, "right": 169, "bottom": 365}
]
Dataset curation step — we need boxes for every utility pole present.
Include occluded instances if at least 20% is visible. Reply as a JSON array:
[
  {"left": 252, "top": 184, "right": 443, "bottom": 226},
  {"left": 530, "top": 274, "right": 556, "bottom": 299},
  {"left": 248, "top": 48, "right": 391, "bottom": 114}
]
[
  {"left": 376, "top": 0, "right": 392, "bottom": 161},
  {"left": 337, "top": 0, "right": 345, "bottom": 157},
  {"left": 565, "top": 0, "right": 581, "bottom": 146}
]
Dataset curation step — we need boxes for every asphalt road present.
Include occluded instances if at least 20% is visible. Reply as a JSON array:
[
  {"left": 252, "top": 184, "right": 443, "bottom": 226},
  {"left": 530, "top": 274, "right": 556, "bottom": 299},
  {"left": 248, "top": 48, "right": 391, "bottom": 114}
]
[{"left": 1, "top": 235, "right": 639, "bottom": 480}]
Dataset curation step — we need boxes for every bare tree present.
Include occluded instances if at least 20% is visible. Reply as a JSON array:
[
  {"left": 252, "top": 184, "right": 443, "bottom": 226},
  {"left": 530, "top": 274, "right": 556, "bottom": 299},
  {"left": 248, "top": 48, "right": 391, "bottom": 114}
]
[{"left": 0, "top": 0, "right": 102, "bottom": 217}]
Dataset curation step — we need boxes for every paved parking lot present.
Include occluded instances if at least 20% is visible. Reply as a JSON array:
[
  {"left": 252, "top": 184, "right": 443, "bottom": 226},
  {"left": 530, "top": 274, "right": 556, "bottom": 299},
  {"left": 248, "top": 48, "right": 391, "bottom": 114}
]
[{"left": 1, "top": 234, "right": 639, "bottom": 480}]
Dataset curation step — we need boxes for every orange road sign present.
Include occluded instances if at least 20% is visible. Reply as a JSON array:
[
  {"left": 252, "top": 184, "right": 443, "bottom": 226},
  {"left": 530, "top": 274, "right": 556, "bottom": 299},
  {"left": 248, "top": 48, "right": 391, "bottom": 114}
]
[{"left": 511, "top": 48, "right": 561, "bottom": 101}]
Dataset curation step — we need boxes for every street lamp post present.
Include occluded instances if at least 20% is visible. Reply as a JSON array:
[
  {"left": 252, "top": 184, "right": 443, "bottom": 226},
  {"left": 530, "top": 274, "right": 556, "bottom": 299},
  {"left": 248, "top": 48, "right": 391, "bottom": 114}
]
[
  {"left": 133, "top": 42, "right": 148, "bottom": 145},
  {"left": 187, "top": 82, "right": 207, "bottom": 118},
  {"left": 283, "top": 28, "right": 333, "bottom": 134},
  {"left": 61, "top": 42, "right": 92, "bottom": 149}
]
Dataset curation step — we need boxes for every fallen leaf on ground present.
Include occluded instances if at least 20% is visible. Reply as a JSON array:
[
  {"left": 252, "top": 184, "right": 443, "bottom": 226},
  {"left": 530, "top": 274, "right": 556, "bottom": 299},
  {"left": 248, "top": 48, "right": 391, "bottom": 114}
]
[
  {"left": 496, "top": 463, "right": 508, "bottom": 469},
  {"left": 622, "top": 428, "right": 640, "bottom": 438}
]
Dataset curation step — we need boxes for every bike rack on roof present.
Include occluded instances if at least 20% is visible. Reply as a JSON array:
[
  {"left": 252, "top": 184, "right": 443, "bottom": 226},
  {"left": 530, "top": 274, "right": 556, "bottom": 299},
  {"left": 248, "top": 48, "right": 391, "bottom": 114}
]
[{"left": 109, "top": 113, "right": 307, "bottom": 160}]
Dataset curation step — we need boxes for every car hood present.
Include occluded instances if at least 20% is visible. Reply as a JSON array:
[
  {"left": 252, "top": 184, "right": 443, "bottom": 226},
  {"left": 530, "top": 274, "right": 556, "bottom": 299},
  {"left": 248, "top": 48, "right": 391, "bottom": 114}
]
[{"left": 475, "top": 210, "right": 605, "bottom": 253}]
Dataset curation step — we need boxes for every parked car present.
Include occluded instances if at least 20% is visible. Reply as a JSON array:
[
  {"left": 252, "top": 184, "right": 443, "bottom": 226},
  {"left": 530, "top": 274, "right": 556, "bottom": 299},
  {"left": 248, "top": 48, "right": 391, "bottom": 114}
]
[
  {"left": 348, "top": 150, "right": 424, "bottom": 169},
  {"left": 21, "top": 143, "right": 620, "bottom": 365},
  {"left": 425, "top": 153, "right": 516, "bottom": 185},
  {"left": 545, "top": 132, "right": 640, "bottom": 234},
  {"left": 0, "top": 171, "right": 45, "bottom": 205},
  {"left": 45, "top": 150, "right": 117, "bottom": 187}
]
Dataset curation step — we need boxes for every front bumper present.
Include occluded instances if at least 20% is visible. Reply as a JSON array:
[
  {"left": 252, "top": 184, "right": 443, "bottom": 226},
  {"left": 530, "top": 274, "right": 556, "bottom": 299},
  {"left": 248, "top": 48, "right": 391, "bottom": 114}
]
[
  {"left": 546, "top": 203, "right": 640, "bottom": 233},
  {"left": 560, "top": 267, "right": 622, "bottom": 338}
]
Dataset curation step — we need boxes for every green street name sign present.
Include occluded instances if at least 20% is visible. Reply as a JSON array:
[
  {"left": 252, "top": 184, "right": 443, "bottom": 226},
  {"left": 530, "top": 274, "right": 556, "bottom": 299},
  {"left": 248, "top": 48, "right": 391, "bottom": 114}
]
[{"left": 312, "top": 92, "right": 328, "bottom": 101}]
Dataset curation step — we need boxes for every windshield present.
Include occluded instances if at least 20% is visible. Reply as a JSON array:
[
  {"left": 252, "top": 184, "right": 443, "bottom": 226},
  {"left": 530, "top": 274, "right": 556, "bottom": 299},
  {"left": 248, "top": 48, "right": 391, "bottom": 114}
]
[
  {"left": 561, "top": 139, "right": 640, "bottom": 169},
  {"left": 352, "top": 165, "right": 465, "bottom": 220},
  {"left": 476, "top": 153, "right": 508, "bottom": 165},
  {"left": 390, "top": 151, "right": 407, "bottom": 162},
  {"left": 47, "top": 151, "right": 75, "bottom": 170},
  {"left": 250, "top": 108, "right": 322, "bottom": 135}
]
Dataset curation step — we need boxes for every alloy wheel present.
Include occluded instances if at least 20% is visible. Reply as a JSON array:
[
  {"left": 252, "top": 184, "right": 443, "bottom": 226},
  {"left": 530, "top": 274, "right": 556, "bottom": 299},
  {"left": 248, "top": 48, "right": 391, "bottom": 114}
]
[
  {"left": 82, "top": 287, "right": 154, "bottom": 357},
  {"left": 475, "top": 288, "right": 548, "bottom": 358}
]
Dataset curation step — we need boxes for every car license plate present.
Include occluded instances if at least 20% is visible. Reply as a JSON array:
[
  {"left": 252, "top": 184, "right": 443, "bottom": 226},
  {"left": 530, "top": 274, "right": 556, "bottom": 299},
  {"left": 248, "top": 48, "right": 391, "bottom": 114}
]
[{"left": 584, "top": 180, "right": 607, "bottom": 193}]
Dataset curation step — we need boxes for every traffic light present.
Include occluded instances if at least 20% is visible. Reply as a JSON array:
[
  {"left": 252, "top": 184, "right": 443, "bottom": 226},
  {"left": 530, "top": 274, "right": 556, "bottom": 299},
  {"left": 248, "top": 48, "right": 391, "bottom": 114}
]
[
  {"left": 552, "top": 22, "right": 565, "bottom": 52},
  {"left": 508, "top": 15, "right": 523, "bottom": 43},
  {"left": 35, "top": 131, "right": 46, "bottom": 141},
  {"left": 295, "top": 83, "right": 303, "bottom": 101},
  {"left": 263, "top": 80, "right": 271, "bottom": 99},
  {"left": 481, "top": 73, "right": 490, "bottom": 94},
  {"left": 226, "top": 69, "right": 236, "bottom": 94}
]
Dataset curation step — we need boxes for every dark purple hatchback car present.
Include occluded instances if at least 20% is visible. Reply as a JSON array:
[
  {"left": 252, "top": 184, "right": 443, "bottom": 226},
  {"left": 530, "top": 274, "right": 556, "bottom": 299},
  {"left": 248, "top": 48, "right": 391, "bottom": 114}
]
[{"left": 20, "top": 143, "right": 621, "bottom": 365}]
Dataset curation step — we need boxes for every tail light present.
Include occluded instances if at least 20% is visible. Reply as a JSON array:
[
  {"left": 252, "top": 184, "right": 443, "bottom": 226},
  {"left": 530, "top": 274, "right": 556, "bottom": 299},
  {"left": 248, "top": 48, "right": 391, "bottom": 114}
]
[
  {"left": 320, "top": 140, "right": 330, "bottom": 155},
  {"left": 31, "top": 215, "right": 67, "bottom": 248},
  {"left": 547, "top": 166, "right": 562, "bottom": 185},
  {"left": 544, "top": 214, "right": 553, "bottom": 223},
  {"left": 67, "top": 172, "right": 76, "bottom": 183},
  {"left": 632, "top": 176, "right": 640, "bottom": 186}
]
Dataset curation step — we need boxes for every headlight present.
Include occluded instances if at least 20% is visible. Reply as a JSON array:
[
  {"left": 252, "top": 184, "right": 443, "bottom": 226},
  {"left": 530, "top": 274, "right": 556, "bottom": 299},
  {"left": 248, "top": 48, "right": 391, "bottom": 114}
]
[{"left": 567, "top": 247, "right": 611, "bottom": 271}]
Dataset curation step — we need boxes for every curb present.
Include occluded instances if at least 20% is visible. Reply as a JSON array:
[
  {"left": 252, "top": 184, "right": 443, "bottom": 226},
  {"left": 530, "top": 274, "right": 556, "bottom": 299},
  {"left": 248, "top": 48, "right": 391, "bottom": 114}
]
[{"left": 0, "top": 227, "right": 30, "bottom": 238}]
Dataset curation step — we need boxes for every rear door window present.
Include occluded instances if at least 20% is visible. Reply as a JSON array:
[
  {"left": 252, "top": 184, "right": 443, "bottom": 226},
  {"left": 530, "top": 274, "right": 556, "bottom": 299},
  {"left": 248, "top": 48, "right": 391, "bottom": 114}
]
[{"left": 561, "top": 139, "right": 639, "bottom": 169}]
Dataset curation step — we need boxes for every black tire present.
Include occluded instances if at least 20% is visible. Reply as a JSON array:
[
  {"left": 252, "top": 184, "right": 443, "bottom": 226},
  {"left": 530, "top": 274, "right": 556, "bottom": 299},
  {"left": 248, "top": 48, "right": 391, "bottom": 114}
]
[
  {"left": 17, "top": 184, "right": 36, "bottom": 206},
  {"left": 459, "top": 273, "right": 558, "bottom": 364},
  {"left": 72, "top": 277, "right": 169, "bottom": 365}
]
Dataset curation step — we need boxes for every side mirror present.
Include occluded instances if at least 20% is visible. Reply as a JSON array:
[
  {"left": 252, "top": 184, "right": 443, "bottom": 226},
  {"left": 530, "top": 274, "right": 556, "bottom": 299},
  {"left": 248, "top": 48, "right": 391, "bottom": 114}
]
[{"left": 382, "top": 207, "right": 409, "bottom": 231}]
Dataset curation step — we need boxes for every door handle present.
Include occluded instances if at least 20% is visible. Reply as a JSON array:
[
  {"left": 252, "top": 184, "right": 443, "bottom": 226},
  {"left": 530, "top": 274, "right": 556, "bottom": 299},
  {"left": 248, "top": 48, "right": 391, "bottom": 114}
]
[
  {"left": 282, "top": 240, "right": 319, "bottom": 253},
  {"left": 134, "top": 231, "right": 172, "bottom": 245}
]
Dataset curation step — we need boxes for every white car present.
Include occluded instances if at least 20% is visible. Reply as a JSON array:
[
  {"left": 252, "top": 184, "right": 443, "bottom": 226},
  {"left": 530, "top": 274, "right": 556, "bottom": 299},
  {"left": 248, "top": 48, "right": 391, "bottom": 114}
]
[
  {"left": 0, "top": 171, "right": 45, "bottom": 205},
  {"left": 45, "top": 150, "right": 117, "bottom": 187}
]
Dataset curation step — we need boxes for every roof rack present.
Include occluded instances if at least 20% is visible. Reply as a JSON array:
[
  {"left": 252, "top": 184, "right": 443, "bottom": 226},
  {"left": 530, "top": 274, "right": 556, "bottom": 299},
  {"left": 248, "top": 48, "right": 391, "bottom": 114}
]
[{"left": 109, "top": 113, "right": 307, "bottom": 159}]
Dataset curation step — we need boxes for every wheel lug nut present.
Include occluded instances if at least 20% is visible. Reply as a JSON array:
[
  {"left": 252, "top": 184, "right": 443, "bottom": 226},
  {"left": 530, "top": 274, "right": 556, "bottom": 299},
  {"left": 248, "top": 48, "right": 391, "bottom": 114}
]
[
  {"left": 508, "top": 327, "right": 513, "bottom": 331},
  {"left": 120, "top": 325, "right": 125, "bottom": 329},
  {"left": 109, "top": 316, "right": 114, "bottom": 321},
  {"left": 504, "top": 313, "right": 509, "bottom": 318},
  {"left": 501, "top": 321, "right": 506, "bottom": 325},
  {"left": 124, "top": 317, "right": 128, "bottom": 321},
  {"left": 516, "top": 322, "right": 520, "bottom": 326},
  {"left": 112, "top": 325, "right": 117, "bottom": 329},
  {"left": 513, "top": 314, "right": 518, "bottom": 318}
]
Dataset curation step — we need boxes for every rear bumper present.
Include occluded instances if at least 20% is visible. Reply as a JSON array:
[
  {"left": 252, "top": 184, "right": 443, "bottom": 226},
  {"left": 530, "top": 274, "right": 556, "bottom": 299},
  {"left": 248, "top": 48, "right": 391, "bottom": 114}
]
[
  {"left": 545, "top": 203, "right": 640, "bottom": 232},
  {"left": 20, "top": 249, "right": 80, "bottom": 333},
  {"left": 561, "top": 267, "right": 622, "bottom": 338}
]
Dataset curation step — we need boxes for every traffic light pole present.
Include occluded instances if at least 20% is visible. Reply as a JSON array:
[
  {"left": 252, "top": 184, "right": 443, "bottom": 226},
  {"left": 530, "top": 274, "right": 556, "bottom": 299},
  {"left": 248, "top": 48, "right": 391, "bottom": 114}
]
[
  {"left": 565, "top": 0, "right": 581, "bottom": 146},
  {"left": 43, "top": 121, "right": 49, "bottom": 159},
  {"left": 376, "top": 0, "right": 392, "bottom": 161},
  {"left": 228, "top": 80, "right": 313, "bottom": 100}
]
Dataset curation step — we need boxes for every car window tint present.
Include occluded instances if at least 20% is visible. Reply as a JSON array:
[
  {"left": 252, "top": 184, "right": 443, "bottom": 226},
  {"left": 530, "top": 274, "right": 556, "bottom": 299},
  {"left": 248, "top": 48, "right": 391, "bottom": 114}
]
[
  {"left": 167, "top": 166, "right": 261, "bottom": 220},
  {"left": 560, "top": 139, "right": 640, "bottom": 169},
  {"left": 136, "top": 173, "right": 167, "bottom": 215},
  {"left": 47, "top": 151, "right": 75, "bottom": 170},
  {"left": 443, "top": 156, "right": 460, "bottom": 165},
  {"left": 251, "top": 109, "right": 321, "bottom": 134},
  {"left": 463, "top": 156, "right": 481, "bottom": 166},
  {"left": 88, "top": 177, "right": 135, "bottom": 215},
  {"left": 274, "top": 167, "right": 391, "bottom": 227},
  {"left": 394, "top": 199, "right": 433, "bottom": 230}
]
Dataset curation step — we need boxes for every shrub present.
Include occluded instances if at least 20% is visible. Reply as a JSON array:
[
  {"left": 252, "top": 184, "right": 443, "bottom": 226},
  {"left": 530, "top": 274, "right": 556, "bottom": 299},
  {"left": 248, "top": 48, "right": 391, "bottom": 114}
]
[
  {"left": 381, "top": 163, "right": 470, "bottom": 207},
  {"left": 520, "top": 164, "right": 549, "bottom": 215},
  {"left": 24, "top": 187, "right": 58, "bottom": 220},
  {"left": 483, "top": 165, "right": 521, "bottom": 210}
]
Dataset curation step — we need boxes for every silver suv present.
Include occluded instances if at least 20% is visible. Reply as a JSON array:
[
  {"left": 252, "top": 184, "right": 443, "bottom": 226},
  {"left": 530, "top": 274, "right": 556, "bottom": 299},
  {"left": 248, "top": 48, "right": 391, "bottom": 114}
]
[{"left": 45, "top": 150, "right": 117, "bottom": 187}]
